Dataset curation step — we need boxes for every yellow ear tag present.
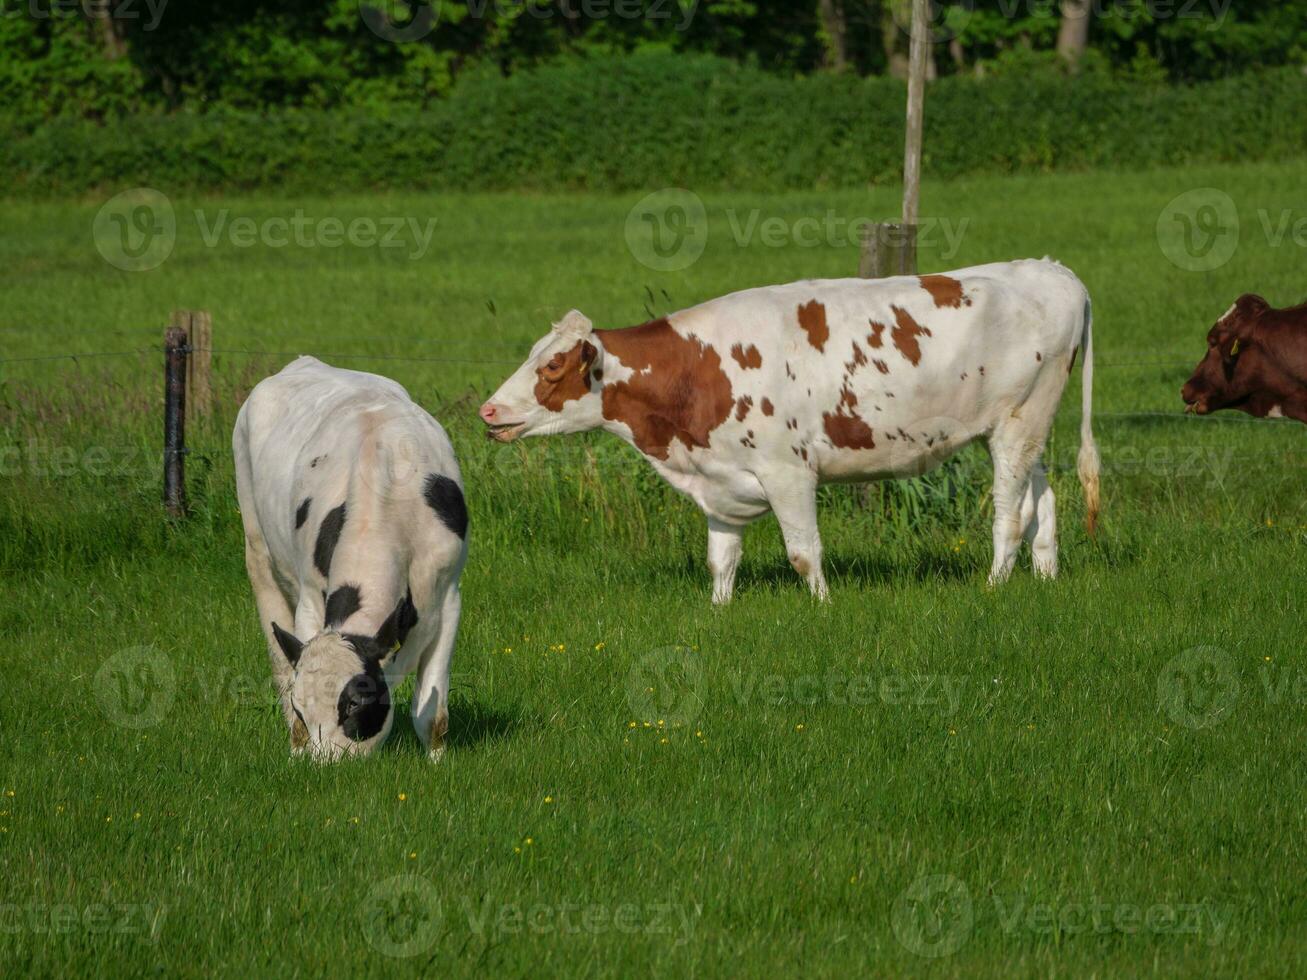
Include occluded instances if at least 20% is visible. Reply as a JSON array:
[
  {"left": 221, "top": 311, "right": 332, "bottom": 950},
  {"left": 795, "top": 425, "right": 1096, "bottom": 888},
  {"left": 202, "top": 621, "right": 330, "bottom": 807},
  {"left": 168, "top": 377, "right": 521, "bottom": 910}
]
[
  {"left": 1230, "top": 339, "right": 1240, "bottom": 356},
  {"left": 391, "top": 640, "right": 402, "bottom": 655}
]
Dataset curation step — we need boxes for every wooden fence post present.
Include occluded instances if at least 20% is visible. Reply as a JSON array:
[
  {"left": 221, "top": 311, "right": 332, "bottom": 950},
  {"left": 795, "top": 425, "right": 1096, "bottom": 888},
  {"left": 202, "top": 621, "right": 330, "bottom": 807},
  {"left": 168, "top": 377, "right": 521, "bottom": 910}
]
[
  {"left": 859, "top": 221, "right": 917, "bottom": 278},
  {"left": 859, "top": 0, "right": 928, "bottom": 280},
  {"left": 163, "top": 324, "right": 189, "bottom": 518},
  {"left": 173, "top": 310, "right": 212, "bottom": 423}
]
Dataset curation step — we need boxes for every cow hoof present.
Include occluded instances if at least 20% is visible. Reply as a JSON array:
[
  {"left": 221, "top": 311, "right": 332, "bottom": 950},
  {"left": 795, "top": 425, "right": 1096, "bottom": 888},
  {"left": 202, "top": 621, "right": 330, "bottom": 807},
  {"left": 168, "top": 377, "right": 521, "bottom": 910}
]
[{"left": 427, "top": 742, "right": 446, "bottom": 764}]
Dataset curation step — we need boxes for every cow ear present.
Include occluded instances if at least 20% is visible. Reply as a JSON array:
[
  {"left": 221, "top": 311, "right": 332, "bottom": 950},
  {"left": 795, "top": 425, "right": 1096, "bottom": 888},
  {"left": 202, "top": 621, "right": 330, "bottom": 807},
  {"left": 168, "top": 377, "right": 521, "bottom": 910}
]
[
  {"left": 579, "top": 340, "right": 597, "bottom": 373},
  {"left": 552, "top": 309, "right": 593, "bottom": 340},
  {"left": 272, "top": 622, "right": 305, "bottom": 667},
  {"left": 373, "top": 592, "right": 418, "bottom": 664},
  {"left": 1236, "top": 294, "right": 1269, "bottom": 316}
]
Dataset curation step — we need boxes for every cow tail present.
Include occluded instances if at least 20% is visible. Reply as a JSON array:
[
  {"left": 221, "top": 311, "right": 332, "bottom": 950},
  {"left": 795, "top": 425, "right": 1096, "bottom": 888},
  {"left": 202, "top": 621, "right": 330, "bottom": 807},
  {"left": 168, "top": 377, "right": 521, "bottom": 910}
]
[{"left": 1076, "top": 294, "right": 1101, "bottom": 537}]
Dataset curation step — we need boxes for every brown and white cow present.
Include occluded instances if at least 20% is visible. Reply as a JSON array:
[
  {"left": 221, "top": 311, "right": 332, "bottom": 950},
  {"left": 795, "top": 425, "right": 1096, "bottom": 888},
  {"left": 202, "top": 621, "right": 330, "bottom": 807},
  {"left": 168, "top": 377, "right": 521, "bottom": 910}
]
[
  {"left": 481, "top": 259, "right": 1100, "bottom": 602},
  {"left": 1181, "top": 294, "right": 1307, "bottom": 423}
]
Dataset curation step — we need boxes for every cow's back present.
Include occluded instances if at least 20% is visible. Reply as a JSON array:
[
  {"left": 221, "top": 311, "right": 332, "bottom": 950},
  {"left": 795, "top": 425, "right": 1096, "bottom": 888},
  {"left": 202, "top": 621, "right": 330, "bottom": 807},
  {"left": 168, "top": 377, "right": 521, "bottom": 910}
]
[
  {"left": 234, "top": 357, "right": 463, "bottom": 596},
  {"left": 652, "top": 260, "right": 1087, "bottom": 483}
]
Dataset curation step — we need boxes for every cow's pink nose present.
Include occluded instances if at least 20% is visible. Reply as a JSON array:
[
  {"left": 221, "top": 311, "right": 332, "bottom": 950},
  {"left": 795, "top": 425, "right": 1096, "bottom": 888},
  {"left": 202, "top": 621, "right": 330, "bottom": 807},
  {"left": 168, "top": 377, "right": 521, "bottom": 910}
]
[{"left": 479, "top": 402, "right": 500, "bottom": 424}]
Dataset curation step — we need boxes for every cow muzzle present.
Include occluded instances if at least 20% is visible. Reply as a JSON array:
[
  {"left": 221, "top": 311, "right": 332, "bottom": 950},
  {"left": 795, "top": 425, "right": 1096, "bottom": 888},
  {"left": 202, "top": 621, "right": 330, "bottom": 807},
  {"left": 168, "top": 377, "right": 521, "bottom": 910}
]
[{"left": 479, "top": 401, "right": 526, "bottom": 442}]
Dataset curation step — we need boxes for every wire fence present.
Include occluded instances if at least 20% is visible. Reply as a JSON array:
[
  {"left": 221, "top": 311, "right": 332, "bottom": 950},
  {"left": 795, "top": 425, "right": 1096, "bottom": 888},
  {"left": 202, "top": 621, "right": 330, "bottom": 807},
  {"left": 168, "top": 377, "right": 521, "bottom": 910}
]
[
  {"left": 1, "top": 337, "right": 1303, "bottom": 438},
  {"left": 0, "top": 344, "right": 1227, "bottom": 373}
]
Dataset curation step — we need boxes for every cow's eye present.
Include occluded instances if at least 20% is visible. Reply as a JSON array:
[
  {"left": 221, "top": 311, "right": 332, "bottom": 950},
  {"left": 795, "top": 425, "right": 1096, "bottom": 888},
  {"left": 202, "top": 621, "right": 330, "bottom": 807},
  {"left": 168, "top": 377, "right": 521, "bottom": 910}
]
[{"left": 546, "top": 354, "right": 564, "bottom": 370}]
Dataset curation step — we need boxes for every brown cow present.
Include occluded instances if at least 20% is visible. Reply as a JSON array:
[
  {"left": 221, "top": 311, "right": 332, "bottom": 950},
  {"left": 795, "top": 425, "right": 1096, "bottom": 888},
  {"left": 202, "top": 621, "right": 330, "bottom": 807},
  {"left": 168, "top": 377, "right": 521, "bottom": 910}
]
[{"left": 1182, "top": 294, "right": 1307, "bottom": 422}]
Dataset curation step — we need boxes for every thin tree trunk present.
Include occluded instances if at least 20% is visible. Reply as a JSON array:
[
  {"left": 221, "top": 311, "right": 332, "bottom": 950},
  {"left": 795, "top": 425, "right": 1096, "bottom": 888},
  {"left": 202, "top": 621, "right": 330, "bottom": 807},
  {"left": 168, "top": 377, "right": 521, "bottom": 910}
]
[
  {"left": 90, "top": 7, "right": 127, "bottom": 60},
  {"left": 818, "top": 0, "right": 849, "bottom": 71},
  {"left": 1056, "top": 0, "right": 1091, "bottom": 65}
]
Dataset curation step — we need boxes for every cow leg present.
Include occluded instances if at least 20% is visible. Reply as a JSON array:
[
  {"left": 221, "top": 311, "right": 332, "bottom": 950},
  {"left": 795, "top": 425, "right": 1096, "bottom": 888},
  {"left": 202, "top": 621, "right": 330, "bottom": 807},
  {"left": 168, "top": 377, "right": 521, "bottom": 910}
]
[
  {"left": 761, "top": 471, "right": 828, "bottom": 600},
  {"left": 411, "top": 583, "right": 461, "bottom": 762},
  {"left": 706, "top": 517, "right": 745, "bottom": 604},
  {"left": 987, "top": 425, "right": 1043, "bottom": 585},
  {"left": 1020, "top": 460, "right": 1058, "bottom": 578},
  {"left": 243, "top": 529, "right": 298, "bottom": 726}
]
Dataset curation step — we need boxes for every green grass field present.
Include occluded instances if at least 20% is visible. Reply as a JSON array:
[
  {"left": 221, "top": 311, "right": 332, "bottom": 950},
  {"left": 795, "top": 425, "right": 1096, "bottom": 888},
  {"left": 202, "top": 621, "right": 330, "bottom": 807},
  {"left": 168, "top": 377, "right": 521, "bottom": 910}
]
[{"left": 2, "top": 162, "right": 1306, "bottom": 977}]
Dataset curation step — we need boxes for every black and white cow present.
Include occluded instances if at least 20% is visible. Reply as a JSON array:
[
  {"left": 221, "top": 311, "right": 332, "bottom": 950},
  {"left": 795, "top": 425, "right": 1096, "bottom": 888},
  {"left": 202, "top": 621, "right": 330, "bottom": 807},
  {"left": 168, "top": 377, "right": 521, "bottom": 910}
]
[{"left": 234, "top": 357, "right": 467, "bottom": 761}]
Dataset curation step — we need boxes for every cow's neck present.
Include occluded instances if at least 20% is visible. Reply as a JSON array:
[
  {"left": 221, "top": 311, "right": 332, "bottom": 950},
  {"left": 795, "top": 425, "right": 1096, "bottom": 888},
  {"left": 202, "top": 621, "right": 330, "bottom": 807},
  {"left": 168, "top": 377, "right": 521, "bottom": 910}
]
[{"left": 592, "top": 319, "right": 734, "bottom": 464}]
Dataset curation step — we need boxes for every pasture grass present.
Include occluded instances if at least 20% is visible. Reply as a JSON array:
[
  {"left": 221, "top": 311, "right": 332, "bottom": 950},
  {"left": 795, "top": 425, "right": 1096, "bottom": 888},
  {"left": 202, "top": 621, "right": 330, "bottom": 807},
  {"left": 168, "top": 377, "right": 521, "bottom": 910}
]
[{"left": 1, "top": 161, "right": 1306, "bottom": 976}]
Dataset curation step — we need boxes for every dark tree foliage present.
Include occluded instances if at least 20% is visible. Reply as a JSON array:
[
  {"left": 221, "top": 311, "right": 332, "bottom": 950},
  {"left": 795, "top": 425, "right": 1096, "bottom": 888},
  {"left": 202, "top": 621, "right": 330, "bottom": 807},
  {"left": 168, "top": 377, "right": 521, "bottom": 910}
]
[{"left": 0, "top": 0, "right": 1303, "bottom": 125}]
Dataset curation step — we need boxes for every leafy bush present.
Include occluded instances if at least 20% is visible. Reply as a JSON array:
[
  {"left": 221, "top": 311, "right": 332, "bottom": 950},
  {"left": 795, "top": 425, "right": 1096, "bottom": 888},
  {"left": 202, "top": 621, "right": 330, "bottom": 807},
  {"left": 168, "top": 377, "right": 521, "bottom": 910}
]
[{"left": 3, "top": 54, "right": 1305, "bottom": 195}]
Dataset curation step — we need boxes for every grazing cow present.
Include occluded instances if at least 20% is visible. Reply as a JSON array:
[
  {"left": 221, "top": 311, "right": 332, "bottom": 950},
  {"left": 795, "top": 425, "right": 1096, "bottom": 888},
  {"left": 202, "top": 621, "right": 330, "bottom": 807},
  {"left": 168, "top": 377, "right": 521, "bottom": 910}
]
[
  {"left": 1181, "top": 294, "right": 1307, "bottom": 422},
  {"left": 481, "top": 259, "right": 1099, "bottom": 602},
  {"left": 234, "top": 357, "right": 467, "bottom": 761}
]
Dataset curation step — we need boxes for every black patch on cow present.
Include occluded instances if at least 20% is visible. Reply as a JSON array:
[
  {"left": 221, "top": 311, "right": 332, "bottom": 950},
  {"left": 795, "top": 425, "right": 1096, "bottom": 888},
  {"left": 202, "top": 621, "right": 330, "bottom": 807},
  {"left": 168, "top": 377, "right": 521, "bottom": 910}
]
[
  {"left": 342, "top": 591, "right": 419, "bottom": 663},
  {"left": 295, "top": 497, "right": 312, "bottom": 530},
  {"left": 325, "top": 584, "right": 362, "bottom": 628},
  {"left": 423, "top": 473, "right": 468, "bottom": 538},
  {"left": 271, "top": 622, "right": 304, "bottom": 667},
  {"left": 337, "top": 659, "right": 390, "bottom": 742},
  {"left": 313, "top": 503, "right": 347, "bottom": 577}
]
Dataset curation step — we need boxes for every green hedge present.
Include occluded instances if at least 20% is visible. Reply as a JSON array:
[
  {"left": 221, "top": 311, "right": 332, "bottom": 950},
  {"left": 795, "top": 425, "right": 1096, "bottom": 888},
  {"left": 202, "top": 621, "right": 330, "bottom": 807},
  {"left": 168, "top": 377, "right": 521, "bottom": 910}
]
[{"left": 4, "top": 54, "right": 1306, "bottom": 196}]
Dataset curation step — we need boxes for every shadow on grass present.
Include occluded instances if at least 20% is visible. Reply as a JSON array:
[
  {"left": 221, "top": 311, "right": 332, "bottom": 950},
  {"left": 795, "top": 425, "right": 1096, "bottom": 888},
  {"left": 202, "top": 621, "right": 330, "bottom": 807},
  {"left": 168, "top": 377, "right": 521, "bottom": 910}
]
[
  {"left": 385, "top": 696, "right": 524, "bottom": 756},
  {"left": 735, "top": 549, "right": 979, "bottom": 593}
]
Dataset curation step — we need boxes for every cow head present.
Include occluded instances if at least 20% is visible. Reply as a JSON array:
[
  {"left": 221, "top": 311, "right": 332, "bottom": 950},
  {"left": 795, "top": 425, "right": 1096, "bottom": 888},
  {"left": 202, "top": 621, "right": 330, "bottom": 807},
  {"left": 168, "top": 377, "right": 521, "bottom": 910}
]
[
  {"left": 480, "top": 310, "right": 603, "bottom": 441},
  {"left": 1182, "top": 294, "right": 1270, "bottom": 415},
  {"left": 270, "top": 596, "right": 412, "bottom": 761}
]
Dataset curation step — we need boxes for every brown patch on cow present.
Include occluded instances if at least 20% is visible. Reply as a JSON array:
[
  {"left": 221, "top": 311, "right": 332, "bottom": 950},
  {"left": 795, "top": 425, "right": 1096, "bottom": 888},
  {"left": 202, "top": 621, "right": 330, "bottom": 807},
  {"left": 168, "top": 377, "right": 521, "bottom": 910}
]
[
  {"left": 873, "top": 359, "right": 889, "bottom": 375},
  {"left": 430, "top": 711, "right": 448, "bottom": 756},
  {"left": 797, "top": 300, "right": 829, "bottom": 352},
  {"left": 960, "top": 372, "right": 968, "bottom": 380},
  {"left": 760, "top": 398, "right": 775, "bottom": 416},
  {"left": 978, "top": 365, "right": 986, "bottom": 376},
  {"left": 735, "top": 395, "right": 753, "bottom": 422},
  {"left": 730, "top": 343, "right": 763, "bottom": 370},
  {"left": 822, "top": 381, "right": 876, "bottom": 450},
  {"left": 845, "top": 341, "right": 868, "bottom": 374},
  {"left": 890, "top": 305, "right": 932, "bottom": 367},
  {"left": 789, "top": 554, "right": 810, "bottom": 576},
  {"left": 785, "top": 361, "right": 796, "bottom": 380},
  {"left": 534, "top": 340, "right": 597, "bottom": 411},
  {"left": 800, "top": 447, "right": 808, "bottom": 462},
  {"left": 598, "top": 318, "right": 734, "bottom": 461},
  {"left": 1035, "top": 351, "right": 1043, "bottom": 362},
  {"left": 867, "top": 320, "right": 887, "bottom": 348},
  {"left": 291, "top": 716, "right": 309, "bottom": 749},
  {"left": 786, "top": 418, "right": 798, "bottom": 430},
  {"left": 919, "top": 274, "right": 971, "bottom": 309}
]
